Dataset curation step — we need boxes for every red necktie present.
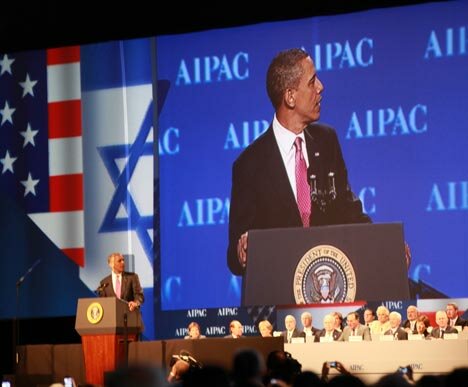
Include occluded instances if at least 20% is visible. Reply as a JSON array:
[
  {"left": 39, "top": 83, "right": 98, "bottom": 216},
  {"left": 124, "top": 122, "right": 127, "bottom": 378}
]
[{"left": 294, "top": 137, "right": 311, "bottom": 227}]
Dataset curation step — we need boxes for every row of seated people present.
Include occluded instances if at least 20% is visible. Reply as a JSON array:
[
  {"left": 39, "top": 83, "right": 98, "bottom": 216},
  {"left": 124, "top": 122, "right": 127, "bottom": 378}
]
[{"left": 183, "top": 302, "right": 467, "bottom": 342}]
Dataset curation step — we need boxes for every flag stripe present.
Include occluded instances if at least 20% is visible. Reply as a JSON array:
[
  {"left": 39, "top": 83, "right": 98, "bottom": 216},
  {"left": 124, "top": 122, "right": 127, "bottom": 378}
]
[
  {"left": 29, "top": 210, "right": 84, "bottom": 248},
  {"left": 61, "top": 247, "right": 85, "bottom": 267},
  {"left": 48, "top": 100, "right": 83, "bottom": 138},
  {"left": 49, "top": 137, "right": 83, "bottom": 176},
  {"left": 47, "top": 46, "right": 80, "bottom": 66},
  {"left": 47, "top": 63, "right": 81, "bottom": 102},
  {"left": 49, "top": 174, "right": 83, "bottom": 212}
]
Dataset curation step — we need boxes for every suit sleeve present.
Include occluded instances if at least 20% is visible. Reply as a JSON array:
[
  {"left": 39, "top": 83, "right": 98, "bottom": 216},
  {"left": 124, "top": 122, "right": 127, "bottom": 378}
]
[
  {"left": 227, "top": 156, "right": 257, "bottom": 275},
  {"left": 131, "top": 273, "right": 144, "bottom": 305}
]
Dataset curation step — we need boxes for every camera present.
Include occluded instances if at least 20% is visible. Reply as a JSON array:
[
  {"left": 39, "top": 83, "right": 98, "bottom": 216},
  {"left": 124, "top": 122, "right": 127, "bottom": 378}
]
[
  {"left": 2, "top": 382, "right": 11, "bottom": 387},
  {"left": 329, "top": 361, "right": 337, "bottom": 368},
  {"left": 64, "top": 376, "right": 75, "bottom": 387},
  {"left": 398, "top": 367, "right": 408, "bottom": 374}
]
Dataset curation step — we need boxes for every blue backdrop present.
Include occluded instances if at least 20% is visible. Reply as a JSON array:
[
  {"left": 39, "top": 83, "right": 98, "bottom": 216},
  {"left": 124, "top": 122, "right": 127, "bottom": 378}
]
[{"left": 157, "top": 0, "right": 468, "bottom": 313}]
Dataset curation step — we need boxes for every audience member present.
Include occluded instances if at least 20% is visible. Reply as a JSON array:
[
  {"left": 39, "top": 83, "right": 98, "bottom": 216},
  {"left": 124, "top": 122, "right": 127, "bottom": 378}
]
[
  {"left": 300, "top": 311, "right": 319, "bottom": 338},
  {"left": 415, "top": 315, "right": 431, "bottom": 339},
  {"left": 363, "top": 308, "right": 375, "bottom": 327},
  {"left": 446, "top": 302, "right": 467, "bottom": 329},
  {"left": 403, "top": 305, "right": 419, "bottom": 334},
  {"left": 184, "top": 321, "right": 206, "bottom": 339},
  {"left": 384, "top": 311, "right": 408, "bottom": 340},
  {"left": 430, "top": 311, "right": 458, "bottom": 339},
  {"left": 225, "top": 320, "right": 244, "bottom": 338},
  {"left": 315, "top": 314, "right": 341, "bottom": 342},
  {"left": 338, "top": 311, "right": 371, "bottom": 341},
  {"left": 282, "top": 315, "right": 306, "bottom": 343},
  {"left": 232, "top": 349, "right": 265, "bottom": 387},
  {"left": 369, "top": 306, "right": 391, "bottom": 335},
  {"left": 259, "top": 320, "right": 274, "bottom": 338}
]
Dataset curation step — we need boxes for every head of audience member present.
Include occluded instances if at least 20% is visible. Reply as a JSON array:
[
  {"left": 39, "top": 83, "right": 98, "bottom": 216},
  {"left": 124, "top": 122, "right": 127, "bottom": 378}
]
[
  {"left": 407, "top": 305, "right": 419, "bottom": 322},
  {"left": 328, "top": 374, "right": 366, "bottom": 387},
  {"left": 168, "top": 350, "right": 203, "bottom": 383},
  {"left": 389, "top": 311, "right": 403, "bottom": 330},
  {"left": 332, "top": 311, "right": 344, "bottom": 331},
  {"left": 300, "top": 312, "right": 313, "bottom": 330},
  {"left": 416, "top": 374, "right": 442, "bottom": 387},
  {"left": 446, "top": 302, "right": 459, "bottom": 321},
  {"left": 293, "top": 370, "right": 322, "bottom": 387},
  {"left": 108, "top": 252, "right": 125, "bottom": 275},
  {"left": 184, "top": 366, "right": 230, "bottom": 387},
  {"left": 265, "top": 350, "right": 302, "bottom": 386},
  {"left": 106, "top": 364, "right": 166, "bottom": 387},
  {"left": 259, "top": 320, "right": 274, "bottom": 337},
  {"left": 346, "top": 312, "right": 360, "bottom": 330},
  {"left": 376, "top": 306, "right": 390, "bottom": 324},
  {"left": 232, "top": 348, "right": 265, "bottom": 386},
  {"left": 285, "top": 315, "right": 297, "bottom": 332},
  {"left": 445, "top": 367, "right": 468, "bottom": 387},
  {"left": 363, "top": 308, "right": 375, "bottom": 326},
  {"left": 187, "top": 321, "right": 202, "bottom": 339},
  {"left": 230, "top": 320, "right": 243, "bottom": 338},
  {"left": 416, "top": 315, "right": 430, "bottom": 335},
  {"left": 435, "top": 311, "right": 449, "bottom": 329},
  {"left": 323, "top": 314, "right": 335, "bottom": 333}
]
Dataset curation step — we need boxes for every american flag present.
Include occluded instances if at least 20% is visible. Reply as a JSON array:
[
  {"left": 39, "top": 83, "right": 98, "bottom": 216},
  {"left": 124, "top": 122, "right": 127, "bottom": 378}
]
[{"left": 0, "top": 46, "right": 84, "bottom": 266}]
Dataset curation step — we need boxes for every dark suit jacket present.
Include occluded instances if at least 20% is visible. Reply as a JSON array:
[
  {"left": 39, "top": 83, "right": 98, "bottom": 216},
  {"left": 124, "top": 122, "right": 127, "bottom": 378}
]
[
  {"left": 402, "top": 319, "right": 418, "bottom": 334},
  {"left": 282, "top": 328, "right": 306, "bottom": 343},
  {"left": 314, "top": 329, "right": 341, "bottom": 342},
  {"left": 338, "top": 324, "right": 371, "bottom": 341},
  {"left": 227, "top": 124, "right": 371, "bottom": 274},
  {"left": 430, "top": 326, "right": 458, "bottom": 339},
  {"left": 99, "top": 271, "right": 144, "bottom": 305},
  {"left": 384, "top": 327, "right": 408, "bottom": 340},
  {"left": 451, "top": 316, "right": 467, "bottom": 328}
]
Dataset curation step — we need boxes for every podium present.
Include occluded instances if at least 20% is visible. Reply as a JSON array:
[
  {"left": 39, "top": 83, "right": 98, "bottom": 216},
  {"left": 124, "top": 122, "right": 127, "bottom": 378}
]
[
  {"left": 75, "top": 297, "right": 142, "bottom": 385},
  {"left": 242, "top": 223, "right": 410, "bottom": 305}
]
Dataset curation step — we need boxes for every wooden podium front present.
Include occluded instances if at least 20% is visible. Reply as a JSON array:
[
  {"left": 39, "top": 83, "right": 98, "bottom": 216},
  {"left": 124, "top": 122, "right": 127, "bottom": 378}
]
[{"left": 75, "top": 297, "right": 142, "bottom": 385}]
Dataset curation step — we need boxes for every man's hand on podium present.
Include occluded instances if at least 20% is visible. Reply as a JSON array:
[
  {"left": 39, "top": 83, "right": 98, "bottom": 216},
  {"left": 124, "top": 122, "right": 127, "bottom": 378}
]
[
  {"left": 237, "top": 232, "right": 248, "bottom": 269},
  {"left": 128, "top": 301, "right": 140, "bottom": 312}
]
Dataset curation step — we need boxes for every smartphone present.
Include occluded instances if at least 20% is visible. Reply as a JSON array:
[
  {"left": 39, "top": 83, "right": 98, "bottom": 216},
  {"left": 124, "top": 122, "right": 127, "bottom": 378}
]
[
  {"left": 64, "top": 376, "right": 74, "bottom": 387},
  {"left": 329, "top": 361, "right": 337, "bottom": 368},
  {"left": 2, "top": 382, "right": 11, "bottom": 387},
  {"left": 398, "top": 367, "right": 408, "bottom": 374}
]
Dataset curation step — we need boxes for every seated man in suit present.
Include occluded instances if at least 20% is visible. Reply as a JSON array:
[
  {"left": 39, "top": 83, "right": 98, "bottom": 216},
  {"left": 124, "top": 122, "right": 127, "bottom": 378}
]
[
  {"left": 363, "top": 308, "right": 375, "bottom": 327},
  {"left": 338, "top": 311, "right": 371, "bottom": 341},
  {"left": 403, "top": 305, "right": 419, "bottom": 334},
  {"left": 430, "top": 311, "right": 458, "bottom": 339},
  {"left": 225, "top": 320, "right": 244, "bottom": 339},
  {"left": 301, "top": 311, "right": 320, "bottom": 338},
  {"left": 384, "top": 311, "right": 408, "bottom": 340},
  {"left": 446, "top": 302, "right": 467, "bottom": 329},
  {"left": 98, "top": 252, "right": 144, "bottom": 313},
  {"left": 282, "top": 315, "right": 306, "bottom": 343},
  {"left": 315, "top": 314, "right": 341, "bottom": 342}
]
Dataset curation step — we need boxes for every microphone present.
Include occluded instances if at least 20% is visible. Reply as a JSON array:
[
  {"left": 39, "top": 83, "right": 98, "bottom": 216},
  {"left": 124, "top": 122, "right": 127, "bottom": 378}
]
[
  {"left": 16, "top": 259, "right": 42, "bottom": 287},
  {"left": 96, "top": 282, "right": 108, "bottom": 295},
  {"left": 308, "top": 166, "right": 337, "bottom": 212}
]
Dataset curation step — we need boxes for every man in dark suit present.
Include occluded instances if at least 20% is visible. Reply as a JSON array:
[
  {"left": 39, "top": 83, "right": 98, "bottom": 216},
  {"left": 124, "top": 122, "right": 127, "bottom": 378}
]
[
  {"left": 98, "top": 252, "right": 144, "bottom": 313},
  {"left": 315, "top": 314, "right": 341, "bottom": 342},
  {"left": 431, "top": 311, "right": 459, "bottom": 339},
  {"left": 384, "top": 311, "right": 408, "bottom": 340},
  {"left": 282, "top": 315, "right": 306, "bottom": 343},
  {"left": 402, "top": 305, "right": 419, "bottom": 334},
  {"left": 446, "top": 302, "right": 467, "bottom": 329},
  {"left": 227, "top": 48, "right": 370, "bottom": 275},
  {"left": 338, "top": 312, "right": 371, "bottom": 341}
]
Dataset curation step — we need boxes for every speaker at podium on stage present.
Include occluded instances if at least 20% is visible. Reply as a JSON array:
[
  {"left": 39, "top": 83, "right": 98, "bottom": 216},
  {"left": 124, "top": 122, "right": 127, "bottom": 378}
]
[{"left": 241, "top": 222, "right": 410, "bottom": 306}]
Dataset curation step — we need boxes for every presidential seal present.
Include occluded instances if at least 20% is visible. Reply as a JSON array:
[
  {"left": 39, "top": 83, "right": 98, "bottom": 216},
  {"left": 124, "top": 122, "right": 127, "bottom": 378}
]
[
  {"left": 293, "top": 245, "right": 356, "bottom": 304},
  {"left": 87, "top": 302, "right": 104, "bottom": 324}
]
